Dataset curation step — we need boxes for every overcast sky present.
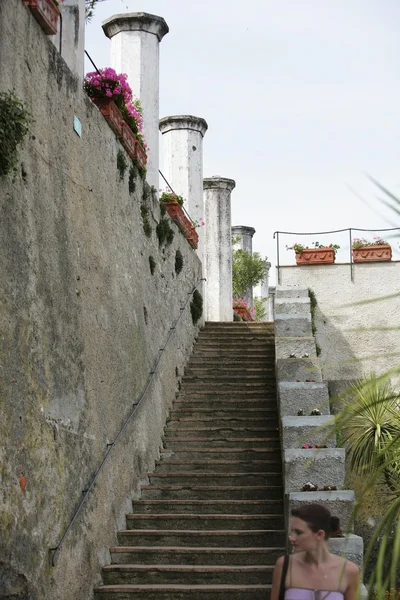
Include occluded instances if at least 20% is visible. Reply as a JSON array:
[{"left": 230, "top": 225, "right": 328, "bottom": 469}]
[{"left": 85, "top": 1, "right": 400, "bottom": 277}]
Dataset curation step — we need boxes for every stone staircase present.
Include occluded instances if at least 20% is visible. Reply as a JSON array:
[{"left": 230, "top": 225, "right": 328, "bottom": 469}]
[{"left": 94, "top": 321, "right": 285, "bottom": 600}]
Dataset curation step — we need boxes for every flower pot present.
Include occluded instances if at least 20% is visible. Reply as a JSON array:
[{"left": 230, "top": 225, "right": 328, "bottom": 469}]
[
  {"left": 233, "top": 306, "right": 254, "bottom": 322},
  {"left": 163, "top": 201, "right": 198, "bottom": 248},
  {"left": 352, "top": 244, "right": 392, "bottom": 263},
  {"left": 120, "top": 121, "right": 136, "bottom": 159},
  {"left": 23, "top": 0, "right": 60, "bottom": 35},
  {"left": 134, "top": 141, "right": 147, "bottom": 170},
  {"left": 295, "top": 247, "right": 336, "bottom": 265},
  {"left": 92, "top": 98, "right": 123, "bottom": 137}
]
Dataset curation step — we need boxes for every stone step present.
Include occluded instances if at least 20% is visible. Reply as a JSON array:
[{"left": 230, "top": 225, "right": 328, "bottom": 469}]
[
  {"left": 278, "top": 382, "right": 330, "bottom": 416},
  {"left": 181, "top": 383, "right": 275, "bottom": 391},
  {"left": 194, "top": 340, "right": 274, "bottom": 347},
  {"left": 196, "top": 332, "right": 275, "bottom": 340},
  {"left": 274, "top": 314, "right": 312, "bottom": 338},
  {"left": 204, "top": 321, "right": 274, "bottom": 328},
  {"left": 281, "top": 416, "right": 336, "bottom": 448},
  {"left": 102, "top": 564, "right": 275, "bottom": 585},
  {"left": 284, "top": 448, "right": 345, "bottom": 493},
  {"left": 275, "top": 288, "right": 309, "bottom": 299},
  {"left": 275, "top": 337, "right": 317, "bottom": 360},
  {"left": 187, "top": 360, "right": 274, "bottom": 369},
  {"left": 191, "top": 351, "right": 275, "bottom": 359},
  {"left": 156, "top": 460, "right": 281, "bottom": 474},
  {"left": 183, "top": 369, "right": 274, "bottom": 378},
  {"left": 172, "top": 399, "right": 273, "bottom": 409},
  {"left": 288, "top": 490, "right": 355, "bottom": 532},
  {"left": 116, "top": 529, "right": 286, "bottom": 547},
  {"left": 147, "top": 472, "right": 283, "bottom": 487},
  {"left": 110, "top": 546, "right": 284, "bottom": 566},
  {"left": 176, "top": 390, "right": 275, "bottom": 398},
  {"left": 94, "top": 583, "right": 272, "bottom": 600},
  {"left": 163, "top": 428, "right": 279, "bottom": 440},
  {"left": 170, "top": 408, "right": 278, "bottom": 419},
  {"left": 167, "top": 416, "right": 279, "bottom": 424},
  {"left": 130, "top": 500, "right": 284, "bottom": 515},
  {"left": 140, "top": 485, "right": 284, "bottom": 501},
  {"left": 125, "top": 514, "right": 285, "bottom": 531},
  {"left": 162, "top": 438, "right": 280, "bottom": 449},
  {"left": 274, "top": 298, "right": 310, "bottom": 315},
  {"left": 160, "top": 448, "right": 279, "bottom": 461},
  {"left": 275, "top": 358, "right": 322, "bottom": 383}
]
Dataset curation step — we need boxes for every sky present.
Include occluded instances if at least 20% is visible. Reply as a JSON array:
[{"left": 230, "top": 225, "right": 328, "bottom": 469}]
[{"left": 85, "top": 0, "right": 400, "bottom": 278}]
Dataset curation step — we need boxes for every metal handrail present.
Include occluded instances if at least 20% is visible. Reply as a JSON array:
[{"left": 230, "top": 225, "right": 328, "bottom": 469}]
[
  {"left": 273, "top": 226, "right": 400, "bottom": 284},
  {"left": 49, "top": 276, "right": 205, "bottom": 566}
]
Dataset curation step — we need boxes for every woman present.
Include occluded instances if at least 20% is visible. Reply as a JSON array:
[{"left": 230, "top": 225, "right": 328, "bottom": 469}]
[{"left": 271, "top": 504, "right": 360, "bottom": 600}]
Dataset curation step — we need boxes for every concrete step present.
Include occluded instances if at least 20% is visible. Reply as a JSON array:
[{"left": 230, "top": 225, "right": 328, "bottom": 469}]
[
  {"left": 156, "top": 460, "right": 281, "bottom": 474},
  {"left": 94, "top": 583, "right": 272, "bottom": 600},
  {"left": 125, "top": 514, "right": 285, "bottom": 531},
  {"left": 102, "top": 564, "right": 275, "bottom": 585},
  {"left": 172, "top": 399, "right": 274, "bottom": 409},
  {"left": 183, "top": 370, "right": 274, "bottom": 378},
  {"left": 288, "top": 490, "right": 355, "bottom": 532},
  {"left": 191, "top": 351, "right": 275, "bottom": 359},
  {"left": 162, "top": 438, "right": 280, "bottom": 449},
  {"left": 274, "top": 314, "right": 312, "bottom": 338},
  {"left": 180, "top": 383, "right": 275, "bottom": 391},
  {"left": 170, "top": 408, "right": 278, "bottom": 419},
  {"left": 130, "top": 500, "right": 284, "bottom": 515},
  {"left": 275, "top": 337, "right": 317, "bottom": 360},
  {"left": 275, "top": 287, "right": 309, "bottom": 299},
  {"left": 147, "top": 472, "right": 283, "bottom": 487},
  {"left": 196, "top": 333, "right": 275, "bottom": 342},
  {"left": 163, "top": 428, "right": 279, "bottom": 440},
  {"left": 274, "top": 298, "right": 310, "bottom": 315},
  {"left": 275, "top": 358, "right": 322, "bottom": 383},
  {"left": 284, "top": 448, "right": 345, "bottom": 493},
  {"left": 140, "top": 485, "right": 284, "bottom": 501},
  {"left": 176, "top": 391, "right": 275, "bottom": 398},
  {"left": 116, "top": 529, "right": 286, "bottom": 547},
  {"left": 166, "top": 418, "right": 279, "bottom": 428},
  {"left": 281, "top": 416, "right": 336, "bottom": 448},
  {"left": 160, "top": 448, "right": 280, "bottom": 461},
  {"left": 278, "top": 382, "right": 330, "bottom": 416}
]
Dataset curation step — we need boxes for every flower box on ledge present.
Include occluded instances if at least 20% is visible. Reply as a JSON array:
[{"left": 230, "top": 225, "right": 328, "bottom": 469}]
[
  {"left": 120, "top": 121, "right": 136, "bottom": 159},
  {"left": 352, "top": 244, "right": 392, "bottom": 263},
  {"left": 92, "top": 98, "right": 123, "bottom": 137},
  {"left": 295, "top": 247, "right": 336, "bottom": 265},
  {"left": 23, "top": 0, "right": 60, "bottom": 35},
  {"left": 134, "top": 139, "right": 147, "bottom": 171},
  {"left": 163, "top": 200, "right": 198, "bottom": 249}
]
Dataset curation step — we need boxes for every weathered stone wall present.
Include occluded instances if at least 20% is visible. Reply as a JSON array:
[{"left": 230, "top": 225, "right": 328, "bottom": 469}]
[
  {"left": 277, "top": 262, "right": 400, "bottom": 383},
  {"left": 0, "top": 1, "right": 202, "bottom": 598}
]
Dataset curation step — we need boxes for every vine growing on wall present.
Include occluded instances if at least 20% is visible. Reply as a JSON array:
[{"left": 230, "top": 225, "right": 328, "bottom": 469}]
[{"left": 0, "top": 91, "right": 33, "bottom": 177}]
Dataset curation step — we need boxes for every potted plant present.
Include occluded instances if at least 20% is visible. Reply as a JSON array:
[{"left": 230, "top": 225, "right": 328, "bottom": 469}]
[
  {"left": 23, "top": 0, "right": 63, "bottom": 35},
  {"left": 159, "top": 191, "right": 198, "bottom": 249},
  {"left": 83, "top": 68, "right": 147, "bottom": 167},
  {"left": 287, "top": 241, "right": 340, "bottom": 265},
  {"left": 232, "top": 298, "right": 256, "bottom": 322},
  {"left": 352, "top": 237, "right": 392, "bottom": 263}
]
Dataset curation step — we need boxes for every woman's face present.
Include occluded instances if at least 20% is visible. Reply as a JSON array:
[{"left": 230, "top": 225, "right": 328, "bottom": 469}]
[{"left": 289, "top": 516, "right": 324, "bottom": 552}]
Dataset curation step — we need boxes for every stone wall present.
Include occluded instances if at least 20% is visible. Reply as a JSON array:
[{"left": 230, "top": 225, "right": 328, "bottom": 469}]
[
  {"left": 0, "top": 2, "right": 202, "bottom": 598},
  {"left": 277, "top": 262, "right": 400, "bottom": 383}
]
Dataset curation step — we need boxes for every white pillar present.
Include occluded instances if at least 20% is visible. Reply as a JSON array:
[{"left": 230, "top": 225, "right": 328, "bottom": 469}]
[
  {"left": 159, "top": 115, "right": 208, "bottom": 262},
  {"left": 231, "top": 225, "right": 256, "bottom": 305},
  {"left": 259, "top": 261, "right": 271, "bottom": 321},
  {"left": 53, "top": 0, "right": 85, "bottom": 78},
  {"left": 102, "top": 13, "right": 169, "bottom": 189},
  {"left": 204, "top": 177, "right": 236, "bottom": 322}
]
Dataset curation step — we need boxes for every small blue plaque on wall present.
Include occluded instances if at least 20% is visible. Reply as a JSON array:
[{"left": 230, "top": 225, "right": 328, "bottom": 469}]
[{"left": 73, "top": 116, "right": 82, "bottom": 137}]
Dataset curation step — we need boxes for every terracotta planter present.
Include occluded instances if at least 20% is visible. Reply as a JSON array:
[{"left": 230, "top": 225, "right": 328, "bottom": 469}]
[
  {"left": 23, "top": 0, "right": 60, "bottom": 35},
  {"left": 233, "top": 306, "right": 254, "bottom": 322},
  {"left": 295, "top": 247, "right": 336, "bottom": 265},
  {"left": 120, "top": 122, "right": 137, "bottom": 159},
  {"left": 163, "top": 201, "right": 197, "bottom": 248},
  {"left": 352, "top": 244, "right": 392, "bottom": 263},
  {"left": 135, "top": 141, "right": 147, "bottom": 170},
  {"left": 187, "top": 226, "right": 199, "bottom": 250},
  {"left": 92, "top": 98, "right": 123, "bottom": 137}
]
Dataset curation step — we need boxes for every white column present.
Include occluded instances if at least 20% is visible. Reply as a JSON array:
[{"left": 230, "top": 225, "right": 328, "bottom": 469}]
[
  {"left": 259, "top": 261, "right": 271, "bottom": 321},
  {"left": 102, "top": 13, "right": 169, "bottom": 189},
  {"left": 52, "top": 0, "right": 85, "bottom": 78},
  {"left": 159, "top": 115, "right": 208, "bottom": 262},
  {"left": 204, "top": 177, "right": 236, "bottom": 322},
  {"left": 231, "top": 225, "right": 256, "bottom": 305}
]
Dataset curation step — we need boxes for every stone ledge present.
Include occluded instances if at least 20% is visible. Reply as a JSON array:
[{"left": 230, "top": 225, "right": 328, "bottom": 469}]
[
  {"left": 328, "top": 534, "right": 364, "bottom": 568},
  {"left": 275, "top": 337, "right": 316, "bottom": 360},
  {"left": 275, "top": 315, "right": 312, "bottom": 337},
  {"left": 276, "top": 357, "right": 322, "bottom": 382},
  {"left": 284, "top": 448, "right": 345, "bottom": 493},
  {"left": 275, "top": 298, "right": 311, "bottom": 315},
  {"left": 288, "top": 490, "right": 355, "bottom": 531},
  {"left": 278, "top": 382, "right": 330, "bottom": 416},
  {"left": 282, "top": 416, "right": 335, "bottom": 448},
  {"left": 275, "top": 288, "right": 309, "bottom": 299}
]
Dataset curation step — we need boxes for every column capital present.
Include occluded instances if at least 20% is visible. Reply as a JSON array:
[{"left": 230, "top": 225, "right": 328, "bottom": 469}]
[
  {"left": 203, "top": 177, "right": 236, "bottom": 192},
  {"left": 102, "top": 13, "right": 169, "bottom": 42},
  {"left": 231, "top": 225, "right": 256, "bottom": 238},
  {"left": 159, "top": 115, "right": 208, "bottom": 137}
]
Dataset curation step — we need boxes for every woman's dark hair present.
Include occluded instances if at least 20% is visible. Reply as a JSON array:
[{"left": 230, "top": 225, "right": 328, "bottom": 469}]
[{"left": 291, "top": 504, "right": 341, "bottom": 539}]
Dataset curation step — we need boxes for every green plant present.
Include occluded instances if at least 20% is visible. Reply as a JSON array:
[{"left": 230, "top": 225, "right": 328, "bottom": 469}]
[
  {"left": 129, "top": 163, "right": 138, "bottom": 194},
  {"left": 287, "top": 241, "right": 340, "bottom": 254},
  {"left": 85, "top": 0, "right": 109, "bottom": 22},
  {"left": 160, "top": 190, "right": 184, "bottom": 206},
  {"left": 253, "top": 296, "right": 268, "bottom": 321},
  {"left": 140, "top": 203, "right": 152, "bottom": 238},
  {"left": 117, "top": 150, "right": 128, "bottom": 180},
  {"left": 156, "top": 217, "right": 174, "bottom": 247},
  {"left": 308, "top": 288, "right": 317, "bottom": 337},
  {"left": 232, "top": 247, "right": 269, "bottom": 298},
  {"left": 149, "top": 256, "right": 156, "bottom": 275},
  {"left": 190, "top": 290, "right": 203, "bottom": 325},
  {"left": 175, "top": 250, "right": 183, "bottom": 275},
  {"left": 0, "top": 91, "right": 33, "bottom": 177},
  {"left": 352, "top": 237, "right": 389, "bottom": 248}
]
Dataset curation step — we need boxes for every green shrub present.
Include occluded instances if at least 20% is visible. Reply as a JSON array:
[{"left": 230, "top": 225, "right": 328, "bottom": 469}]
[
  {"left": 190, "top": 290, "right": 203, "bottom": 325},
  {"left": 0, "top": 90, "right": 33, "bottom": 177}
]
